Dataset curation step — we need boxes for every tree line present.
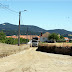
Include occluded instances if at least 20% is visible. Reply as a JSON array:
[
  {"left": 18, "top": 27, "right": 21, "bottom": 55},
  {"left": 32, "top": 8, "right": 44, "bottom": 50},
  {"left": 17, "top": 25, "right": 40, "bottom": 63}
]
[{"left": 0, "top": 31, "right": 29, "bottom": 44}]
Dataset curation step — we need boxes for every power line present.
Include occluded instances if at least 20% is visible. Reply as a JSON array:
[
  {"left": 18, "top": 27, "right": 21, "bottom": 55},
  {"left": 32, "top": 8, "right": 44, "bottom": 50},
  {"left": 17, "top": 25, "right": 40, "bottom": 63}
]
[
  {"left": 6, "top": 8, "right": 18, "bottom": 13},
  {"left": 0, "top": 2, "right": 18, "bottom": 13}
]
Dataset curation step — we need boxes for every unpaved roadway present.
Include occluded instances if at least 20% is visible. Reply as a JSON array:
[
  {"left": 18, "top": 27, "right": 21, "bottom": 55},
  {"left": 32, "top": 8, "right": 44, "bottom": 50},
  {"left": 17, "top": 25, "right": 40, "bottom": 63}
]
[{"left": 0, "top": 46, "right": 72, "bottom": 72}]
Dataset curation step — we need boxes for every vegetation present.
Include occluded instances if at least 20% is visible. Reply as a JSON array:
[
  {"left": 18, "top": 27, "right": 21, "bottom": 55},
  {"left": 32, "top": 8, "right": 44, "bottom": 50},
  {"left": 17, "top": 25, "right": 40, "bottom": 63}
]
[
  {"left": 47, "top": 29, "right": 72, "bottom": 35},
  {"left": 0, "top": 31, "right": 6, "bottom": 43},
  {"left": 0, "top": 23, "right": 72, "bottom": 36},
  {"left": 48, "top": 33, "right": 59, "bottom": 41},
  {"left": 58, "top": 35, "right": 65, "bottom": 42},
  {"left": 48, "top": 33, "right": 65, "bottom": 42},
  {"left": 0, "top": 23, "right": 45, "bottom": 36},
  {"left": 60, "top": 35, "right": 64, "bottom": 40},
  {"left": 0, "top": 31, "right": 29, "bottom": 45},
  {"left": 69, "top": 40, "right": 72, "bottom": 43}
]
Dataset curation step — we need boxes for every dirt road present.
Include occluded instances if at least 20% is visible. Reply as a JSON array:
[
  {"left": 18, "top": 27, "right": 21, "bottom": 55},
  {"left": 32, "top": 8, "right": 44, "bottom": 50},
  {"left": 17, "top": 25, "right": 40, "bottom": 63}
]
[{"left": 0, "top": 46, "right": 72, "bottom": 72}]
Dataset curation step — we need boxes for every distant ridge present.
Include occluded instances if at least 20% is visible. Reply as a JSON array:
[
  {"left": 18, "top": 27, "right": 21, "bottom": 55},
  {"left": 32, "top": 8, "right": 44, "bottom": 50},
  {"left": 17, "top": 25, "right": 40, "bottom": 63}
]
[
  {"left": 47, "top": 29, "right": 72, "bottom": 35},
  {"left": 0, "top": 23, "right": 72, "bottom": 35},
  {"left": 0, "top": 23, "right": 46, "bottom": 32}
]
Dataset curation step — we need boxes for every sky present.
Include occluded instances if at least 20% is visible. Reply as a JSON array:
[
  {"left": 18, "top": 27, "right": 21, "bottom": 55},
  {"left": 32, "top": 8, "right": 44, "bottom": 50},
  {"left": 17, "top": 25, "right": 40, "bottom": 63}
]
[{"left": 0, "top": 0, "right": 72, "bottom": 31}]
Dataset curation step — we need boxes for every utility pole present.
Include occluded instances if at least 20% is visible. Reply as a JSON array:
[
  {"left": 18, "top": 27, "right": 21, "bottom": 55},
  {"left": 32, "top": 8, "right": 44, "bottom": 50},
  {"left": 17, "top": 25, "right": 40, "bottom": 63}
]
[
  {"left": 18, "top": 11, "right": 21, "bottom": 46},
  {"left": 26, "top": 27, "right": 28, "bottom": 44},
  {"left": 30, "top": 31, "right": 31, "bottom": 40},
  {"left": 18, "top": 10, "right": 27, "bottom": 46}
]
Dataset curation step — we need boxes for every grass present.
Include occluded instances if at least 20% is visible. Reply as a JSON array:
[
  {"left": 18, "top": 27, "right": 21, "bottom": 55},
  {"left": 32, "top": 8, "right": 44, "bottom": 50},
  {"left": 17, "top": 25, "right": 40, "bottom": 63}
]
[
  {"left": 0, "top": 43, "right": 29, "bottom": 58},
  {"left": 38, "top": 42, "right": 72, "bottom": 56},
  {"left": 39, "top": 42, "right": 72, "bottom": 47}
]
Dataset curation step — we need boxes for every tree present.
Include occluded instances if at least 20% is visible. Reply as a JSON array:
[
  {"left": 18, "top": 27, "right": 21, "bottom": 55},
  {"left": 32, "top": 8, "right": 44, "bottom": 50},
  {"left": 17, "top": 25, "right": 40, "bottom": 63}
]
[
  {"left": 60, "top": 35, "right": 64, "bottom": 40},
  {"left": 0, "top": 31, "right": 6, "bottom": 40},
  {"left": 48, "top": 33, "right": 59, "bottom": 41},
  {"left": 0, "top": 31, "right": 6, "bottom": 43}
]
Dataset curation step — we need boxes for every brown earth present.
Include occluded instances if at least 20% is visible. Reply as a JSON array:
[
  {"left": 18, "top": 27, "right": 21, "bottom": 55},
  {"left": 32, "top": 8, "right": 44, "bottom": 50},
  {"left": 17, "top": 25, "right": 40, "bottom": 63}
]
[
  {"left": 0, "top": 43, "right": 72, "bottom": 72},
  {"left": 38, "top": 43, "right": 72, "bottom": 55},
  {"left": 0, "top": 43, "right": 30, "bottom": 58}
]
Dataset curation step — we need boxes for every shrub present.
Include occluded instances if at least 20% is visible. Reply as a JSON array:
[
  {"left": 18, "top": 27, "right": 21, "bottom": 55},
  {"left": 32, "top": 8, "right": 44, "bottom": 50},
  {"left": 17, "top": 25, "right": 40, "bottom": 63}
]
[
  {"left": 5, "top": 38, "right": 14, "bottom": 44},
  {"left": 0, "top": 31, "right": 6, "bottom": 40},
  {"left": 0, "top": 31, "right": 29, "bottom": 44}
]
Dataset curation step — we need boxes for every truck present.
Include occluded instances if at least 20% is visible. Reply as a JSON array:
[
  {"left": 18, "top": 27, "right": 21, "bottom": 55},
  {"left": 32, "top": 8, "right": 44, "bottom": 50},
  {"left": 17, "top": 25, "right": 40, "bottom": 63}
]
[{"left": 32, "top": 37, "right": 39, "bottom": 47}]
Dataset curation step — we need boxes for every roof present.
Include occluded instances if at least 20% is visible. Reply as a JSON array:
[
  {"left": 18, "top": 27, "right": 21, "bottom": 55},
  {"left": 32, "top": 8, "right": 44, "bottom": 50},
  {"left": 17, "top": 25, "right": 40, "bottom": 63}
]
[
  {"left": 6, "top": 35, "right": 40, "bottom": 40},
  {"left": 6, "top": 35, "right": 18, "bottom": 39},
  {"left": 41, "top": 32, "right": 50, "bottom": 38},
  {"left": 64, "top": 37, "right": 69, "bottom": 40}
]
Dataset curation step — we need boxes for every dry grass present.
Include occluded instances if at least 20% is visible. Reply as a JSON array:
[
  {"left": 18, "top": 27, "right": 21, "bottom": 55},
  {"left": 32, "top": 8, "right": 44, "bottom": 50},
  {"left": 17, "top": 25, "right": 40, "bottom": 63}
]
[
  {"left": 38, "top": 43, "right": 72, "bottom": 55},
  {"left": 39, "top": 42, "right": 72, "bottom": 47},
  {"left": 0, "top": 43, "right": 30, "bottom": 58}
]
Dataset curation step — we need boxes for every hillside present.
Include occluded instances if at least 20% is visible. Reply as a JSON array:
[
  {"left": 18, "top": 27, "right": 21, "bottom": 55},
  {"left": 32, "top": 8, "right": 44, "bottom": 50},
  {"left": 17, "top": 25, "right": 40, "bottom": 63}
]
[
  {"left": 0, "top": 23, "right": 72, "bottom": 36},
  {"left": 0, "top": 23, "right": 46, "bottom": 32},
  {"left": 47, "top": 29, "right": 72, "bottom": 35},
  {"left": 0, "top": 23, "right": 46, "bottom": 35}
]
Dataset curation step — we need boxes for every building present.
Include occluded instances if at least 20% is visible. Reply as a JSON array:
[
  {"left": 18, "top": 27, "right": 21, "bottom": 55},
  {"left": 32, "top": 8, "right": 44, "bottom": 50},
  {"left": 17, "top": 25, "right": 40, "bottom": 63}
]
[
  {"left": 6, "top": 35, "right": 18, "bottom": 39},
  {"left": 40, "top": 32, "right": 50, "bottom": 42},
  {"left": 64, "top": 37, "right": 69, "bottom": 42}
]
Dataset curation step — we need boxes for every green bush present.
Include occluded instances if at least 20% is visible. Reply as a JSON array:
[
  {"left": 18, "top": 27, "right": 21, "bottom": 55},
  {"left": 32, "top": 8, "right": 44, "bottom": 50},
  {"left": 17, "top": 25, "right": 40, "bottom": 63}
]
[
  {"left": 0, "top": 31, "right": 29, "bottom": 44},
  {"left": 5, "top": 38, "right": 29, "bottom": 45},
  {"left": 0, "top": 40, "right": 5, "bottom": 43},
  {"left": 0, "top": 31, "right": 6, "bottom": 40},
  {"left": 5, "top": 38, "right": 14, "bottom": 44},
  {"left": 13, "top": 38, "right": 18, "bottom": 44},
  {"left": 20, "top": 38, "right": 29, "bottom": 44},
  {"left": 69, "top": 40, "right": 72, "bottom": 43}
]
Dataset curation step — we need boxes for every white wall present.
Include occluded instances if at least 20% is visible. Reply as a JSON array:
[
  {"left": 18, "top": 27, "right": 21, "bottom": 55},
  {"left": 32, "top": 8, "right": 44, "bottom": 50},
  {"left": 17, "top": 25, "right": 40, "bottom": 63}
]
[{"left": 40, "top": 37, "right": 48, "bottom": 42}]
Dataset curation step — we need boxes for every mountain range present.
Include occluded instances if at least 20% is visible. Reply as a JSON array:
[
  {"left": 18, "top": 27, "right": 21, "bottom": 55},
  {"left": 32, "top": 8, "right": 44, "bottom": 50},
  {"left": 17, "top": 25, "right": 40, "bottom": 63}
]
[{"left": 0, "top": 23, "right": 72, "bottom": 36}]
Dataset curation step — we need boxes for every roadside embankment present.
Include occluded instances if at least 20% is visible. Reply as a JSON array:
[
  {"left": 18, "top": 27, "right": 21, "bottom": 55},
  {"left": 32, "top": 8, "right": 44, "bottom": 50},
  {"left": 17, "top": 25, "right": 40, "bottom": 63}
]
[
  {"left": 37, "top": 43, "right": 72, "bottom": 56},
  {"left": 0, "top": 43, "right": 30, "bottom": 58}
]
